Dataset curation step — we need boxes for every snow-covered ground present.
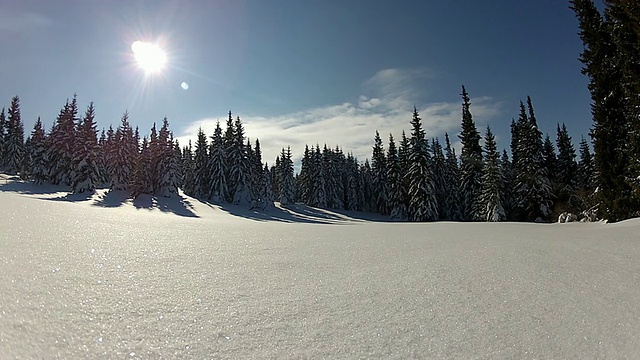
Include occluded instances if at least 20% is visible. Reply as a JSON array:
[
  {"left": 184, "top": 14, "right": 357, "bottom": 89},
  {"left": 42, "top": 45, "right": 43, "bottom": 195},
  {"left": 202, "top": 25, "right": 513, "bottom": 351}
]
[{"left": 1, "top": 174, "right": 640, "bottom": 359}]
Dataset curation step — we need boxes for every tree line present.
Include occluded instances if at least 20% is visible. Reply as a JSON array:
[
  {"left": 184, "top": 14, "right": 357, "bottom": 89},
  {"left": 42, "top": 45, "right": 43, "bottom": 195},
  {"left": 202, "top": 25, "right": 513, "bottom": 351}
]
[{"left": 0, "top": 88, "right": 596, "bottom": 222}]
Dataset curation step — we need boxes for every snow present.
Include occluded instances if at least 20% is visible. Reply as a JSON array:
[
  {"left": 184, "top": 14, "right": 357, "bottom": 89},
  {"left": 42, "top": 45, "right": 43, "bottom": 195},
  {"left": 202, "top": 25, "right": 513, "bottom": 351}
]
[{"left": 2, "top": 176, "right": 640, "bottom": 358}]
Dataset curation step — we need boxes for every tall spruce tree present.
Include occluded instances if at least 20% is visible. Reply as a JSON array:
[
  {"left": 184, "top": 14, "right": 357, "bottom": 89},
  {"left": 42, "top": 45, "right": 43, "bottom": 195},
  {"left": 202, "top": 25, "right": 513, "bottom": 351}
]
[
  {"left": 208, "top": 121, "right": 228, "bottom": 202},
  {"left": 193, "top": 127, "right": 210, "bottom": 199},
  {"left": 278, "top": 147, "right": 296, "bottom": 206},
  {"left": 71, "top": 103, "right": 100, "bottom": 193},
  {"left": 431, "top": 138, "right": 447, "bottom": 220},
  {"left": 571, "top": 0, "right": 636, "bottom": 220},
  {"left": 371, "top": 131, "right": 388, "bottom": 214},
  {"left": 29, "top": 117, "right": 48, "bottom": 184},
  {"left": 555, "top": 123, "right": 579, "bottom": 211},
  {"left": 406, "top": 107, "right": 437, "bottom": 221},
  {"left": 5, "top": 96, "right": 25, "bottom": 175},
  {"left": 443, "top": 133, "right": 462, "bottom": 221},
  {"left": 0, "top": 108, "right": 6, "bottom": 168},
  {"left": 458, "top": 86, "right": 483, "bottom": 221},
  {"left": 386, "top": 134, "right": 404, "bottom": 220},
  {"left": 480, "top": 127, "right": 506, "bottom": 222}
]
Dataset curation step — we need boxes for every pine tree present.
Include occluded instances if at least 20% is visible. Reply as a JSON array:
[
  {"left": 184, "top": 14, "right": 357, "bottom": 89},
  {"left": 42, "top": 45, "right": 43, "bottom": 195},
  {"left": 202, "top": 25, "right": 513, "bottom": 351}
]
[
  {"left": 371, "top": 131, "right": 388, "bottom": 214},
  {"left": 0, "top": 108, "right": 6, "bottom": 168},
  {"left": 193, "top": 127, "right": 210, "bottom": 199},
  {"left": 443, "top": 133, "right": 462, "bottom": 220},
  {"left": 571, "top": 0, "right": 636, "bottom": 220},
  {"left": 156, "top": 118, "right": 179, "bottom": 197},
  {"left": 223, "top": 111, "right": 236, "bottom": 201},
  {"left": 480, "top": 127, "right": 506, "bottom": 222},
  {"left": 406, "top": 107, "right": 437, "bottom": 221},
  {"left": 542, "top": 134, "right": 558, "bottom": 212},
  {"left": 386, "top": 134, "right": 405, "bottom": 220},
  {"left": 181, "top": 141, "right": 196, "bottom": 197},
  {"left": 130, "top": 136, "right": 152, "bottom": 198},
  {"left": 577, "top": 136, "right": 596, "bottom": 196},
  {"left": 259, "top": 163, "right": 275, "bottom": 209},
  {"left": 5, "top": 96, "right": 25, "bottom": 175},
  {"left": 311, "top": 145, "right": 327, "bottom": 208},
  {"left": 29, "top": 117, "right": 48, "bottom": 184},
  {"left": 512, "top": 99, "right": 553, "bottom": 221},
  {"left": 278, "top": 147, "right": 296, "bottom": 206},
  {"left": 431, "top": 138, "right": 446, "bottom": 220},
  {"left": 500, "top": 150, "right": 513, "bottom": 220},
  {"left": 555, "top": 123, "right": 579, "bottom": 211},
  {"left": 230, "top": 116, "right": 253, "bottom": 206},
  {"left": 71, "top": 103, "right": 101, "bottom": 193},
  {"left": 109, "top": 112, "right": 136, "bottom": 191},
  {"left": 208, "top": 121, "right": 228, "bottom": 202},
  {"left": 458, "top": 86, "right": 483, "bottom": 221},
  {"left": 298, "top": 145, "right": 313, "bottom": 205}
]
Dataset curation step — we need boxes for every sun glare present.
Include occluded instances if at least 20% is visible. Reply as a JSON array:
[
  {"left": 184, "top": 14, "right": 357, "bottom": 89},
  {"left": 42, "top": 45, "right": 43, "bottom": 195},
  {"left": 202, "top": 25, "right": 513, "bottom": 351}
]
[{"left": 131, "top": 40, "right": 167, "bottom": 74}]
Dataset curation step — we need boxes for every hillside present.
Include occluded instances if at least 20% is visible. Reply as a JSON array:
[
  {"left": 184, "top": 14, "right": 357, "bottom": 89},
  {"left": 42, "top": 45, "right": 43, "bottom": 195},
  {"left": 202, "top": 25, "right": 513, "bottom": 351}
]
[{"left": 1, "top": 175, "right": 640, "bottom": 358}]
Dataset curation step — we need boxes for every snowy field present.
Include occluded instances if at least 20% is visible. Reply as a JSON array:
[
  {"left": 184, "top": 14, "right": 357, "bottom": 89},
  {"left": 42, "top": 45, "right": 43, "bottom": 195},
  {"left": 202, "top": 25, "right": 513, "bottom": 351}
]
[{"left": 1, "top": 174, "right": 640, "bottom": 359}]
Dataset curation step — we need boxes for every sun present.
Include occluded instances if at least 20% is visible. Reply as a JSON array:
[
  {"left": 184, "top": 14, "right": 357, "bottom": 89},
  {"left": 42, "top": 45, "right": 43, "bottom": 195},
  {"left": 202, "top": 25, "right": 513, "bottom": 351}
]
[{"left": 131, "top": 40, "right": 167, "bottom": 74}]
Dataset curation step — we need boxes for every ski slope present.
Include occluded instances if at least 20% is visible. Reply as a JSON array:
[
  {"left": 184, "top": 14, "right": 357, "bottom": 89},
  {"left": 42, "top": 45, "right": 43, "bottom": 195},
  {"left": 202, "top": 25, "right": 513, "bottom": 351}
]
[{"left": 1, "top": 175, "right": 640, "bottom": 359}]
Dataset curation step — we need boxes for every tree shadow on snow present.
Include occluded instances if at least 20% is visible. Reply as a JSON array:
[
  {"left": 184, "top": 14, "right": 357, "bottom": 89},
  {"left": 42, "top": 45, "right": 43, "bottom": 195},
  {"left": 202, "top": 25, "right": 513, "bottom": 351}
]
[
  {"left": 132, "top": 193, "right": 199, "bottom": 218},
  {"left": 209, "top": 201, "right": 390, "bottom": 224},
  {"left": 0, "top": 176, "right": 69, "bottom": 196},
  {"left": 92, "top": 189, "right": 130, "bottom": 208}
]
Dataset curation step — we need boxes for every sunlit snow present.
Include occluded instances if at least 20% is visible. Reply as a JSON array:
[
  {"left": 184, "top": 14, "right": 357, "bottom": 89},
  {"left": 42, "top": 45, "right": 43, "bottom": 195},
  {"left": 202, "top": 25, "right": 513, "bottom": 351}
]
[{"left": 1, "top": 174, "right": 640, "bottom": 358}]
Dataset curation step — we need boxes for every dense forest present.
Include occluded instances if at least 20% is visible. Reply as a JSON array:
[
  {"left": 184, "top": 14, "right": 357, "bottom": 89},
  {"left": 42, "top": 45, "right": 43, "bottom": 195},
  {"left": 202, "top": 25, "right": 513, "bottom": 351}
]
[{"left": 0, "top": 0, "right": 637, "bottom": 222}]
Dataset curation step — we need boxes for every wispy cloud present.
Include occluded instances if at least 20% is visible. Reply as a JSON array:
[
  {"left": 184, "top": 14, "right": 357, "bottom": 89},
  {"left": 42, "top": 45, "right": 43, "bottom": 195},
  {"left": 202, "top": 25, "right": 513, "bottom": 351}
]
[
  {"left": 0, "top": 12, "right": 53, "bottom": 32},
  {"left": 177, "top": 68, "right": 503, "bottom": 166}
]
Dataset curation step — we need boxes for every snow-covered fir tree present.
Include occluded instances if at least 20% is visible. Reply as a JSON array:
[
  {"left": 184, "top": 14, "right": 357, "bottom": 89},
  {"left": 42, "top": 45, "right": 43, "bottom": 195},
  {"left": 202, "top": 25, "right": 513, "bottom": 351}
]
[
  {"left": 298, "top": 145, "right": 313, "bottom": 204},
  {"left": 431, "top": 138, "right": 447, "bottom": 220},
  {"left": 193, "top": 127, "right": 210, "bottom": 199},
  {"left": 0, "top": 108, "right": 6, "bottom": 169},
  {"left": 181, "top": 141, "right": 196, "bottom": 197},
  {"left": 278, "top": 147, "right": 296, "bottom": 206},
  {"left": 406, "top": 107, "right": 437, "bottom": 222},
  {"left": 5, "top": 96, "right": 25, "bottom": 175},
  {"left": 71, "top": 103, "right": 101, "bottom": 193},
  {"left": 480, "top": 127, "right": 506, "bottom": 221},
  {"left": 208, "top": 121, "right": 228, "bottom": 202},
  {"left": 47, "top": 96, "right": 79, "bottom": 185},
  {"left": 109, "top": 112, "right": 136, "bottom": 191},
  {"left": 229, "top": 116, "right": 253, "bottom": 206},
  {"left": 555, "top": 123, "right": 578, "bottom": 211},
  {"left": 500, "top": 150, "right": 513, "bottom": 220},
  {"left": 443, "top": 133, "right": 462, "bottom": 221},
  {"left": 386, "top": 134, "right": 405, "bottom": 220},
  {"left": 130, "top": 136, "right": 152, "bottom": 198},
  {"left": 371, "top": 131, "right": 388, "bottom": 214},
  {"left": 576, "top": 136, "right": 595, "bottom": 194},
  {"left": 155, "top": 118, "right": 179, "bottom": 197},
  {"left": 311, "top": 145, "right": 327, "bottom": 208},
  {"left": 458, "top": 86, "right": 483, "bottom": 221},
  {"left": 258, "top": 163, "right": 275, "bottom": 209},
  {"left": 28, "top": 117, "right": 48, "bottom": 184},
  {"left": 512, "top": 98, "right": 553, "bottom": 221}
]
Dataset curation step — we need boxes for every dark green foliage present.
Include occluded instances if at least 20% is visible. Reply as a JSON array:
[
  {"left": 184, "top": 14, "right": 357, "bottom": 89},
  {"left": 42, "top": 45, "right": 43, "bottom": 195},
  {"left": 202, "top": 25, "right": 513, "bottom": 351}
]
[{"left": 458, "top": 86, "right": 483, "bottom": 221}]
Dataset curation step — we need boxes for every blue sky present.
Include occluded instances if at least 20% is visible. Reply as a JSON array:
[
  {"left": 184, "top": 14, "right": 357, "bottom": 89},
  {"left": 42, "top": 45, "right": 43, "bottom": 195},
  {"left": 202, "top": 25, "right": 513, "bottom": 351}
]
[{"left": 1, "top": 0, "right": 595, "bottom": 164}]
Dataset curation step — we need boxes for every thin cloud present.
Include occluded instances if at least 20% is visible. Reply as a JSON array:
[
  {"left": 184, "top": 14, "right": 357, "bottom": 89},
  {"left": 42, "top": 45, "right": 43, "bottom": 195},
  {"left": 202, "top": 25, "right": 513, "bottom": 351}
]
[
  {"left": 0, "top": 12, "right": 53, "bottom": 32},
  {"left": 177, "top": 68, "right": 503, "bottom": 167}
]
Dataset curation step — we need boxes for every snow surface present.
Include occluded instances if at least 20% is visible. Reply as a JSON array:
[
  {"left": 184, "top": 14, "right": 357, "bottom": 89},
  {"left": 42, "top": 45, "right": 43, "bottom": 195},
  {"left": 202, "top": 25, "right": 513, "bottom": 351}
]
[{"left": 1, "top": 175, "right": 640, "bottom": 359}]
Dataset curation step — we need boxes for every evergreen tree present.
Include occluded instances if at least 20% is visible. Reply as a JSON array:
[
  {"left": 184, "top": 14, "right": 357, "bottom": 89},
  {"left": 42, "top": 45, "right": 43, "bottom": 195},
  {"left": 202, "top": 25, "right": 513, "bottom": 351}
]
[
  {"left": 577, "top": 136, "right": 596, "bottom": 196},
  {"left": 311, "top": 145, "right": 327, "bottom": 208},
  {"left": 208, "top": 121, "right": 228, "bottom": 202},
  {"left": 223, "top": 111, "right": 236, "bottom": 201},
  {"left": 298, "top": 145, "right": 313, "bottom": 205},
  {"left": 193, "top": 127, "right": 210, "bottom": 198},
  {"left": 480, "top": 127, "right": 506, "bottom": 221},
  {"left": 500, "top": 150, "right": 514, "bottom": 220},
  {"left": 5, "top": 96, "right": 25, "bottom": 175},
  {"left": 443, "top": 133, "right": 462, "bottom": 220},
  {"left": 259, "top": 163, "right": 275, "bottom": 209},
  {"left": 230, "top": 116, "right": 253, "bottom": 206},
  {"left": 71, "top": 103, "right": 100, "bottom": 193},
  {"left": 29, "top": 117, "right": 48, "bottom": 184},
  {"left": 458, "top": 86, "right": 483, "bottom": 221},
  {"left": 555, "top": 123, "right": 579, "bottom": 211},
  {"left": 386, "top": 134, "right": 404, "bottom": 220},
  {"left": 371, "top": 131, "right": 388, "bottom": 214},
  {"left": 431, "top": 138, "right": 446, "bottom": 220},
  {"left": 109, "top": 112, "right": 136, "bottom": 191},
  {"left": 512, "top": 99, "right": 553, "bottom": 221},
  {"left": 130, "top": 136, "right": 152, "bottom": 198},
  {"left": 405, "top": 107, "right": 437, "bottom": 221},
  {"left": 396, "top": 131, "right": 411, "bottom": 219},
  {"left": 278, "top": 147, "right": 296, "bottom": 206},
  {"left": 156, "top": 118, "right": 179, "bottom": 197},
  {"left": 571, "top": 0, "right": 636, "bottom": 220},
  {"left": 0, "top": 108, "right": 6, "bottom": 168},
  {"left": 181, "top": 141, "right": 196, "bottom": 196}
]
